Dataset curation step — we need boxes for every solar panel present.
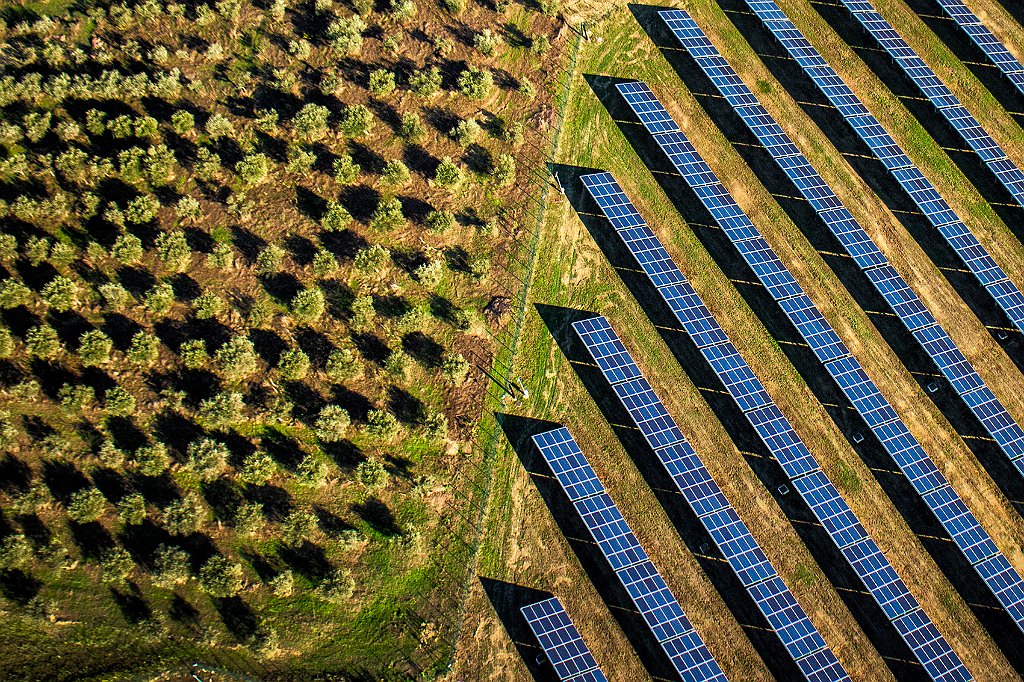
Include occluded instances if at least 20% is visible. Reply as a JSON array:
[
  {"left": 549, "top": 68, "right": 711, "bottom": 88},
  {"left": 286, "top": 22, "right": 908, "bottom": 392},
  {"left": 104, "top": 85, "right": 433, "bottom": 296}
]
[
  {"left": 655, "top": 11, "right": 1024, "bottom": 650},
  {"left": 531, "top": 426, "right": 727, "bottom": 682},
  {"left": 579, "top": 166, "right": 967, "bottom": 681},
  {"left": 933, "top": 0, "right": 1024, "bottom": 98},
  {"left": 571, "top": 314, "right": 848, "bottom": 680},
  {"left": 521, "top": 597, "right": 609, "bottom": 681},
  {"left": 744, "top": 0, "right": 1024, "bottom": 336}
]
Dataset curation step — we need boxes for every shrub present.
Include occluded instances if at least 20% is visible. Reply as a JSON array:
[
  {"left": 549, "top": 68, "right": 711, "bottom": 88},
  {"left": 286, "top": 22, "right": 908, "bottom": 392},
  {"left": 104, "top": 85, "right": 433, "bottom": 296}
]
[
  {"left": 433, "top": 156, "right": 463, "bottom": 187},
  {"left": 237, "top": 153, "right": 270, "bottom": 186},
  {"left": 98, "top": 283, "right": 132, "bottom": 311},
  {"left": 296, "top": 454, "right": 328, "bottom": 486},
  {"left": 450, "top": 118, "right": 481, "bottom": 147},
  {"left": 380, "top": 159, "right": 410, "bottom": 186},
  {"left": 271, "top": 570, "right": 294, "bottom": 597},
  {"left": 175, "top": 196, "right": 202, "bottom": 222},
  {"left": 42, "top": 276, "right": 78, "bottom": 312},
  {"left": 474, "top": 29, "right": 500, "bottom": 56},
  {"left": 117, "top": 493, "right": 147, "bottom": 525},
  {"left": 155, "top": 230, "right": 191, "bottom": 271},
  {"left": 127, "top": 331, "right": 160, "bottom": 366},
  {"left": 101, "top": 547, "right": 135, "bottom": 585},
  {"left": 98, "top": 439, "right": 126, "bottom": 468},
  {"left": 67, "top": 487, "right": 107, "bottom": 523},
  {"left": 287, "top": 145, "right": 317, "bottom": 174},
  {"left": 60, "top": 384, "right": 95, "bottom": 412},
  {"left": 364, "top": 409, "right": 400, "bottom": 439},
  {"left": 317, "top": 568, "right": 355, "bottom": 603},
  {"left": 277, "top": 349, "right": 310, "bottom": 380},
  {"left": 78, "top": 330, "right": 113, "bottom": 367},
  {"left": 0, "top": 534, "right": 33, "bottom": 570},
  {"left": 145, "top": 282, "right": 176, "bottom": 315},
  {"left": 135, "top": 443, "right": 170, "bottom": 476},
  {"left": 368, "top": 69, "right": 396, "bottom": 96},
  {"left": 425, "top": 209, "right": 455, "bottom": 234},
  {"left": 281, "top": 509, "right": 318, "bottom": 547},
  {"left": 458, "top": 67, "right": 493, "bottom": 99},
  {"left": 441, "top": 351, "right": 469, "bottom": 383},
  {"left": 328, "top": 15, "right": 365, "bottom": 54},
  {"left": 492, "top": 153, "right": 516, "bottom": 186},
  {"left": 209, "top": 243, "right": 234, "bottom": 269},
  {"left": 152, "top": 545, "right": 191, "bottom": 588},
  {"left": 26, "top": 325, "right": 61, "bottom": 359},
  {"left": 256, "top": 243, "right": 286, "bottom": 274},
  {"left": 338, "top": 104, "right": 374, "bottom": 138},
  {"left": 321, "top": 201, "right": 352, "bottom": 231},
  {"left": 333, "top": 155, "right": 360, "bottom": 184},
  {"left": 291, "top": 287, "right": 325, "bottom": 322},
  {"left": 111, "top": 233, "right": 143, "bottom": 264},
  {"left": 180, "top": 339, "right": 208, "bottom": 368},
  {"left": 205, "top": 113, "right": 235, "bottom": 139},
  {"left": 371, "top": 197, "right": 405, "bottom": 231},
  {"left": 423, "top": 410, "right": 448, "bottom": 440},
  {"left": 171, "top": 110, "right": 195, "bottom": 134},
  {"left": 239, "top": 450, "right": 276, "bottom": 485},
  {"left": 350, "top": 295, "right": 376, "bottom": 330},
  {"left": 0, "top": 280, "right": 31, "bottom": 308},
  {"left": 193, "top": 292, "right": 225, "bottom": 319},
  {"left": 200, "top": 391, "right": 245, "bottom": 430},
  {"left": 199, "top": 555, "right": 245, "bottom": 597},
  {"left": 355, "top": 457, "right": 389, "bottom": 489},
  {"left": 294, "top": 103, "right": 330, "bottom": 142},
  {"left": 408, "top": 67, "right": 442, "bottom": 97},
  {"left": 326, "top": 348, "right": 362, "bottom": 381},
  {"left": 400, "top": 112, "right": 425, "bottom": 142},
  {"left": 312, "top": 249, "right": 338, "bottom": 277},
  {"left": 414, "top": 259, "right": 444, "bottom": 287},
  {"left": 235, "top": 502, "right": 266, "bottom": 536},
  {"left": 354, "top": 244, "right": 389, "bottom": 273},
  {"left": 188, "top": 437, "right": 230, "bottom": 480},
  {"left": 215, "top": 336, "right": 259, "bottom": 382},
  {"left": 163, "top": 493, "right": 206, "bottom": 535},
  {"left": 104, "top": 386, "right": 136, "bottom": 416},
  {"left": 314, "top": 405, "right": 350, "bottom": 441}
]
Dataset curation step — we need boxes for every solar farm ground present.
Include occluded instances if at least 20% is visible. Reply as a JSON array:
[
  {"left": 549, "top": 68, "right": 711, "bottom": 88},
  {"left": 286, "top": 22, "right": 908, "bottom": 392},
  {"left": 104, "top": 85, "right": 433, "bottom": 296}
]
[{"left": 454, "top": 0, "right": 1024, "bottom": 679}]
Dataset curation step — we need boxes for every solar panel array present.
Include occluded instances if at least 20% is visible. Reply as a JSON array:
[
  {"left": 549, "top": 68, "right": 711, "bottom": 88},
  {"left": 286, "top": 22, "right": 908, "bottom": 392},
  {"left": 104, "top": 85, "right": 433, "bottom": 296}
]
[
  {"left": 736, "top": 0, "right": 1024, "bottom": 336},
  {"left": 932, "top": 0, "right": 1024, "bottom": 97},
  {"left": 572, "top": 314, "right": 850, "bottom": 682},
  {"left": 578, "top": 170, "right": 971, "bottom": 682},
  {"left": 661, "top": 7, "right": 1024, "bottom": 501},
  {"left": 615, "top": 79, "right": 1024, "bottom": 639},
  {"left": 520, "top": 596, "right": 609, "bottom": 682},
  {"left": 531, "top": 426, "right": 728, "bottom": 682}
]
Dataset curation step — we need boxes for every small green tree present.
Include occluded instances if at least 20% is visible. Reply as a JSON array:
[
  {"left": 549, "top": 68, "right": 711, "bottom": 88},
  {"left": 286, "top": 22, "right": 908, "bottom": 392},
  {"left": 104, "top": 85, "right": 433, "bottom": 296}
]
[
  {"left": 200, "top": 391, "right": 245, "bottom": 430},
  {"left": 101, "top": 547, "right": 135, "bottom": 585},
  {"left": 0, "top": 280, "right": 31, "bottom": 309},
  {"left": 328, "top": 15, "right": 366, "bottom": 54},
  {"left": 332, "top": 155, "right": 360, "bottom": 184},
  {"left": 239, "top": 450, "right": 276, "bottom": 485},
  {"left": 188, "top": 437, "right": 230, "bottom": 479},
  {"left": 0, "top": 534, "right": 33, "bottom": 570},
  {"left": 155, "top": 230, "right": 192, "bottom": 272},
  {"left": 215, "top": 336, "right": 259, "bottom": 382},
  {"left": 236, "top": 153, "right": 270, "bottom": 186},
  {"left": 370, "top": 197, "right": 405, "bottom": 231},
  {"left": 290, "top": 287, "right": 325, "bottom": 323},
  {"left": 368, "top": 69, "right": 396, "bottom": 96},
  {"left": 0, "top": 327, "right": 12, "bottom": 359},
  {"left": 473, "top": 29, "right": 500, "bottom": 56},
  {"left": 317, "top": 567, "right": 355, "bottom": 603},
  {"left": 26, "top": 324, "right": 61, "bottom": 359},
  {"left": 296, "top": 454, "right": 328, "bottom": 486},
  {"left": 171, "top": 110, "right": 195, "bottom": 134},
  {"left": 380, "top": 159, "right": 410, "bottom": 186},
  {"left": 104, "top": 386, "right": 137, "bottom": 416},
  {"left": 117, "top": 493, "right": 147, "bottom": 525},
  {"left": 67, "top": 487, "right": 107, "bottom": 523},
  {"left": 408, "top": 67, "right": 442, "bottom": 97},
  {"left": 364, "top": 409, "right": 400, "bottom": 439},
  {"left": 111, "top": 233, "right": 143, "bottom": 264},
  {"left": 458, "top": 67, "right": 494, "bottom": 99},
  {"left": 59, "top": 384, "right": 94, "bottom": 412},
  {"left": 326, "top": 348, "right": 362, "bottom": 381},
  {"left": 180, "top": 339, "right": 208, "bottom": 369},
  {"left": 433, "top": 157, "right": 463, "bottom": 188},
  {"left": 127, "top": 331, "right": 160, "bottom": 366},
  {"left": 312, "top": 250, "right": 339, "bottom": 277},
  {"left": 135, "top": 443, "right": 170, "bottom": 476},
  {"left": 399, "top": 112, "right": 425, "bottom": 142},
  {"left": 41, "top": 276, "right": 78, "bottom": 312},
  {"left": 281, "top": 508, "right": 318, "bottom": 547},
  {"left": 355, "top": 457, "right": 389, "bottom": 489},
  {"left": 277, "top": 349, "right": 310, "bottom": 380},
  {"left": 314, "top": 405, "right": 350, "bottom": 441},
  {"left": 193, "top": 292, "right": 225, "bottom": 319},
  {"left": 144, "top": 282, "right": 176, "bottom": 315},
  {"left": 256, "top": 243, "right": 285, "bottom": 273},
  {"left": 199, "top": 555, "right": 245, "bottom": 597},
  {"left": 234, "top": 502, "right": 266, "bottom": 537},
  {"left": 450, "top": 118, "right": 481, "bottom": 147},
  {"left": 78, "top": 330, "right": 113, "bottom": 367},
  {"left": 152, "top": 544, "right": 191, "bottom": 588},
  {"left": 163, "top": 493, "right": 207, "bottom": 535},
  {"left": 492, "top": 153, "right": 516, "bottom": 186},
  {"left": 425, "top": 210, "right": 456, "bottom": 234},
  {"left": 270, "top": 570, "right": 294, "bottom": 597},
  {"left": 293, "top": 103, "right": 330, "bottom": 142},
  {"left": 205, "top": 113, "right": 235, "bottom": 139},
  {"left": 338, "top": 104, "right": 374, "bottom": 138},
  {"left": 98, "top": 439, "right": 126, "bottom": 468}
]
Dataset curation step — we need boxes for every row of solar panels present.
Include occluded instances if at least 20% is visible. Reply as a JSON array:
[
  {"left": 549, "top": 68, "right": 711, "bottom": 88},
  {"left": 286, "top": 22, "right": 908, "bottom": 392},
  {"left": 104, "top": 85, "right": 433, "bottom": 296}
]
[
  {"left": 836, "top": 0, "right": 1024, "bottom": 219},
  {"left": 661, "top": 5, "right": 1024, "bottom": 496},
  {"left": 647, "top": 7, "right": 1024, "bottom": 638},
  {"left": 521, "top": 596, "right": 608, "bottom": 681},
  {"left": 780, "top": 0, "right": 1024, "bottom": 336},
  {"left": 580, "top": 170, "right": 970, "bottom": 682},
  {"left": 616, "top": 70, "right": 1024, "bottom": 635},
  {"left": 932, "top": 0, "right": 1024, "bottom": 96}
]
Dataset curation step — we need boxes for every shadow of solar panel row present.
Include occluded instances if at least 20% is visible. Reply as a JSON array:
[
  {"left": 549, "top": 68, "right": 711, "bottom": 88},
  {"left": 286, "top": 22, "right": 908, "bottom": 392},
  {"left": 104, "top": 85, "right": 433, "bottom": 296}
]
[
  {"left": 531, "top": 426, "right": 728, "bottom": 682},
  {"left": 578, "top": 169, "right": 971, "bottom": 682},
  {"left": 738, "top": 0, "right": 1024, "bottom": 336},
  {"left": 520, "top": 596, "right": 609, "bottom": 681},
  {"left": 661, "top": 7, "right": 1024, "bottom": 502},
  {"left": 932, "top": 0, "right": 1024, "bottom": 96},
  {"left": 614, "top": 79, "right": 1024, "bottom": 639},
  {"left": 571, "top": 314, "right": 849, "bottom": 682}
]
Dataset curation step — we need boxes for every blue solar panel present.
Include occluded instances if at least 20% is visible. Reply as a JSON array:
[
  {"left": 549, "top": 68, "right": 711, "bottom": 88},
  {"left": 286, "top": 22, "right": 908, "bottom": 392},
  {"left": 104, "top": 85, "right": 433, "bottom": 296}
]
[
  {"left": 745, "top": 0, "right": 1024, "bottom": 337},
  {"left": 571, "top": 315, "right": 848, "bottom": 680},
  {"left": 532, "top": 427, "right": 727, "bottom": 682},
  {"left": 580, "top": 165, "right": 963, "bottom": 680},
  {"left": 658, "top": 9, "right": 1024, "bottom": 650},
  {"left": 934, "top": 0, "right": 1024, "bottom": 98},
  {"left": 521, "top": 597, "right": 609, "bottom": 681}
]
